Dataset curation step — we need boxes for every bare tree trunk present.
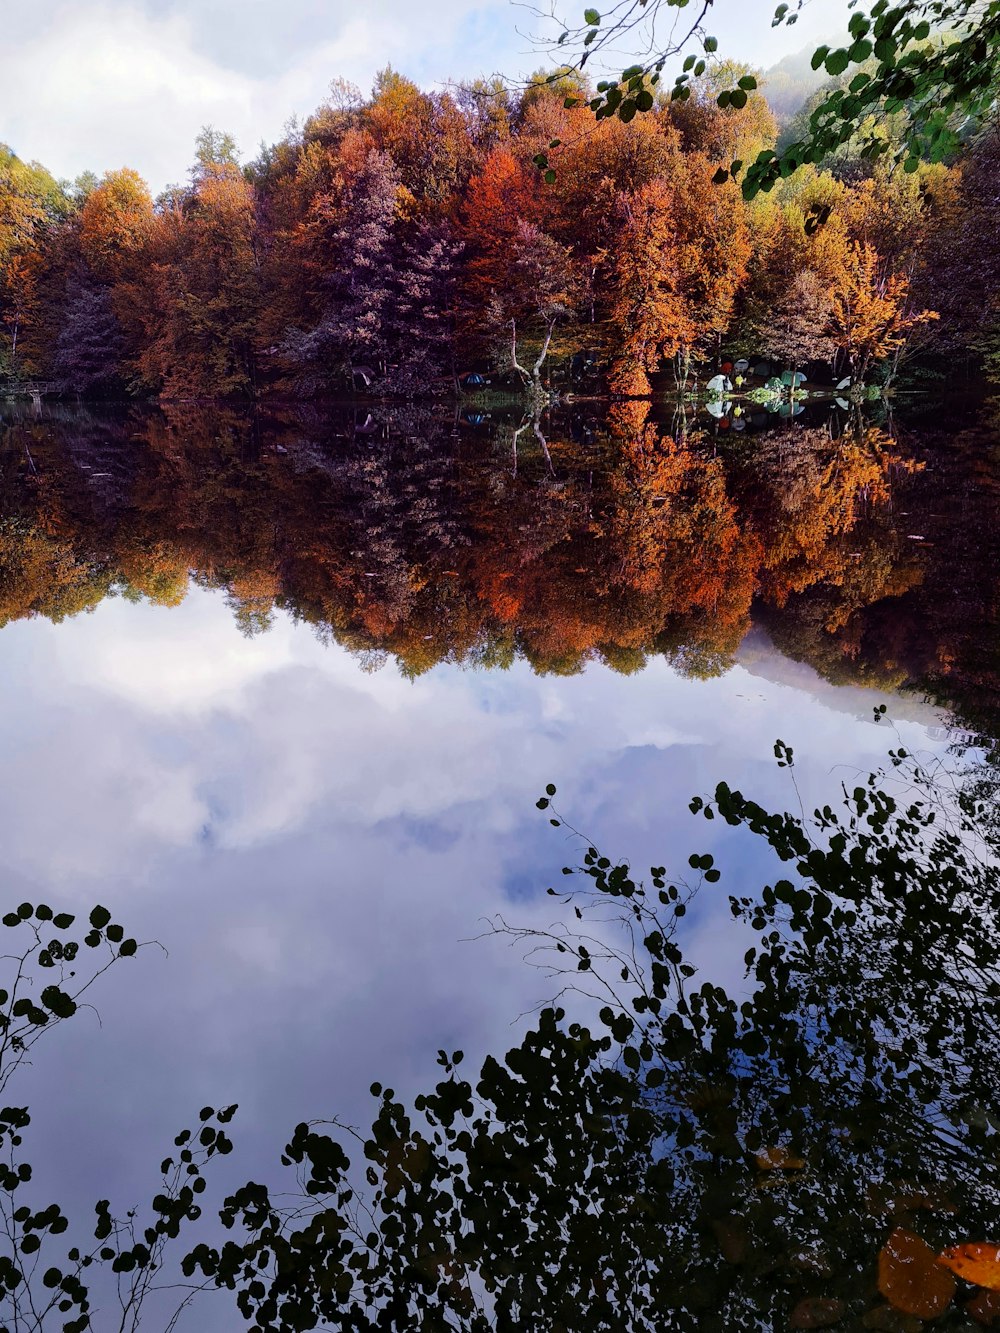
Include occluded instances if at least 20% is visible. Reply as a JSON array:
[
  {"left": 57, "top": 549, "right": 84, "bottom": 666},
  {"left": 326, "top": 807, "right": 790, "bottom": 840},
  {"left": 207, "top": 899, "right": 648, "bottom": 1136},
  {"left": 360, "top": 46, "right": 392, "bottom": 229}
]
[
  {"left": 532, "top": 417, "right": 554, "bottom": 475},
  {"left": 532, "top": 319, "right": 556, "bottom": 392},
  {"left": 509, "top": 319, "right": 532, "bottom": 390}
]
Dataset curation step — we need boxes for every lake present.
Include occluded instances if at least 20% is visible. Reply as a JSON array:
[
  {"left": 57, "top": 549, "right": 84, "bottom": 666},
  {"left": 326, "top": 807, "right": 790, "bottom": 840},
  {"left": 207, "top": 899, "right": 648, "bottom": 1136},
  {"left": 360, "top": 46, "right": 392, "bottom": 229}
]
[{"left": 0, "top": 393, "right": 998, "bottom": 1329}]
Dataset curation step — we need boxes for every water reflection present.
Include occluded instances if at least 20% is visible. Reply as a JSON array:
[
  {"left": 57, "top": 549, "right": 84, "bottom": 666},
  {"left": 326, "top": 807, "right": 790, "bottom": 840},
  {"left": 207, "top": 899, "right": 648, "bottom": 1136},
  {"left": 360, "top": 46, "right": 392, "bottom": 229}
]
[
  {"left": 0, "top": 396, "right": 996, "bottom": 1330},
  {"left": 0, "top": 396, "right": 997, "bottom": 742}
]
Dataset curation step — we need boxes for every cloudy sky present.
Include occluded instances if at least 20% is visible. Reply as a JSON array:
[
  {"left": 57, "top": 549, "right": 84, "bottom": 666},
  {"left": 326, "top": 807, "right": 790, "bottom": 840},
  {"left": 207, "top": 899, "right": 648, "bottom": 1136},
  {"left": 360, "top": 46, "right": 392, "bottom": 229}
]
[
  {"left": 2, "top": 0, "right": 851, "bottom": 192},
  {"left": 0, "top": 581, "right": 950, "bottom": 1328}
]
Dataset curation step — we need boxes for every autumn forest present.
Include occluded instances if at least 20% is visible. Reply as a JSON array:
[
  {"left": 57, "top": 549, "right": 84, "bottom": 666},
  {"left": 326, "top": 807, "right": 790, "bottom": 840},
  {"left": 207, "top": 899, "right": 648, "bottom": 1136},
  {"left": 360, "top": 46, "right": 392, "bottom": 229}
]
[{"left": 2, "top": 61, "right": 1000, "bottom": 401}]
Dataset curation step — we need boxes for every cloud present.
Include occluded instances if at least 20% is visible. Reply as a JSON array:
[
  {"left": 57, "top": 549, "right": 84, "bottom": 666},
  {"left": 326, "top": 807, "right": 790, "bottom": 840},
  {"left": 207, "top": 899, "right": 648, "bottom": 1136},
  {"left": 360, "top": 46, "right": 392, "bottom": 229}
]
[
  {"left": 2, "top": 0, "right": 854, "bottom": 191},
  {"left": 0, "top": 0, "right": 533, "bottom": 190}
]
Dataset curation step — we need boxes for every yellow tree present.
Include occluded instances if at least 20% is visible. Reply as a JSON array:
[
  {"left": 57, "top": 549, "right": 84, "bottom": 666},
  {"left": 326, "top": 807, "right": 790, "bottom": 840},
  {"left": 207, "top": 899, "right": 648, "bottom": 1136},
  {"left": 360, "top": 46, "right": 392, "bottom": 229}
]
[
  {"left": 670, "top": 152, "right": 751, "bottom": 381},
  {"left": 78, "top": 168, "right": 154, "bottom": 283},
  {"left": 827, "top": 241, "right": 937, "bottom": 384},
  {"left": 0, "top": 146, "right": 68, "bottom": 377}
]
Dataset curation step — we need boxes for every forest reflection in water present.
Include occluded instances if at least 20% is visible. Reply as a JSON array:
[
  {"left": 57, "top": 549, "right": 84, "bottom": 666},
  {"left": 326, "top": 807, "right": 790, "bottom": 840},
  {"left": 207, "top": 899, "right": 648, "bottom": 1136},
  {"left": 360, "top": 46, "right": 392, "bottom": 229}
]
[
  {"left": 0, "top": 393, "right": 997, "bottom": 740},
  {"left": 0, "top": 395, "right": 998, "bottom": 1329}
]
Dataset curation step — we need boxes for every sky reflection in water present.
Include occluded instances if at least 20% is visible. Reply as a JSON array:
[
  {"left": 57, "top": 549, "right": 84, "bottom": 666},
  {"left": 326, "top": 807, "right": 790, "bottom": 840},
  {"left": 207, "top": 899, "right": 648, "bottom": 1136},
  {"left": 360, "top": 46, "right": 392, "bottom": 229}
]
[{"left": 0, "top": 585, "right": 955, "bottom": 1240}]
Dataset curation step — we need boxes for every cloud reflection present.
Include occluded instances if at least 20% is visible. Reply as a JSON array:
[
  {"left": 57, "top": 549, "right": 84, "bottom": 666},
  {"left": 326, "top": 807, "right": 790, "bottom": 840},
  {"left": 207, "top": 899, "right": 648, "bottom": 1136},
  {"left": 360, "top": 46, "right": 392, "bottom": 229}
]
[{"left": 0, "top": 584, "right": 951, "bottom": 1329}]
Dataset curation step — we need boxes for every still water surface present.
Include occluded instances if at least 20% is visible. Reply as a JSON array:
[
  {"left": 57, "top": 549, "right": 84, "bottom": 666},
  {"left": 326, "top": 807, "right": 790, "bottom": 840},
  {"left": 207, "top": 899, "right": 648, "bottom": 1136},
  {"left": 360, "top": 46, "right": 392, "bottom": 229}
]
[{"left": 0, "top": 395, "right": 997, "bottom": 1327}]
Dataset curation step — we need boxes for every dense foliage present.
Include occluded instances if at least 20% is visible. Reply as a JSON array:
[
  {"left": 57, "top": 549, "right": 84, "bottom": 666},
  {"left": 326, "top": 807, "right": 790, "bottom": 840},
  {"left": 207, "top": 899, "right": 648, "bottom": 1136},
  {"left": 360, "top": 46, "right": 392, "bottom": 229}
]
[{"left": 0, "top": 62, "right": 996, "bottom": 400}]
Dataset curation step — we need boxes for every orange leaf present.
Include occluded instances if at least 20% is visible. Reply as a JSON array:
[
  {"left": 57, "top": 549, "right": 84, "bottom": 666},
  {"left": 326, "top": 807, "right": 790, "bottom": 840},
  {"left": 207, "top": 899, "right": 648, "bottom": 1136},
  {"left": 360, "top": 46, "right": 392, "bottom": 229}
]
[
  {"left": 939, "top": 1243, "right": 1000, "bottom": 1291},
  {"left": 878, "top": 1227, "right": 956, "bottom": 1319}
]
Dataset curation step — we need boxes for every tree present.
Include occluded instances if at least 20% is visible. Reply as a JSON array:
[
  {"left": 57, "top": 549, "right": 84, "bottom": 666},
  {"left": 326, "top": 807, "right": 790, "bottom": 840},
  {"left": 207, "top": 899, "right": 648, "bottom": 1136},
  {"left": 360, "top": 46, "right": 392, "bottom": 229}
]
[
  {"left": 0, "top": 146, "right": 68, "bottom": 379},
  {"left": 486, "top": 221, "right": 580, "bottom": 394},
  {"left": 52, "top": 273, "right": 126, "bottom": 394},
  {"left": 6, "top": 733, "right": 1000, "bottom": 1330},
  {"left": 133, "top": 146, "right": 260, "bottom": 398},
  {"left": 538, "top": 0, "right": 1000, "bottom": 199},
  {"left": 759, "top": 268, "right": 837, "bottom": 371},
  {"left": 381, "top": 219, "right": 464, "bottom": 393},
  {"left": 667, "top": 60, "right": 777, "bottom": 168},
  {"left": 282, "top": 148, "right": 400, "bottom": 390},
  {"left": 826, "top": 239, "right": 937, "bottom": 383},
  {"left": 607, "top": 178, "right": 689, "bottom": 395},
  {"left": 178, "top": 739, "right": 1000, "bottom": 1330},
  {"left": 0, "top": 899, "right": 242, "bottom": 1333},
  {"left": 78, "top": 169, "right": 154, "bottom": 284}
]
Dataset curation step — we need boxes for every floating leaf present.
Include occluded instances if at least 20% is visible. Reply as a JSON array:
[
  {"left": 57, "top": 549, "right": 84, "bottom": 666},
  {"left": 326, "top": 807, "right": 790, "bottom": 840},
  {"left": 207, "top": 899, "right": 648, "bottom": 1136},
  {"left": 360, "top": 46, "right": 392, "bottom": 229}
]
[
  {"left": 967, "top": 1288, "right": 1000, "bottom": 1326},
  {"left": 790, "top": 1297, "right": 846, "bottom": 1328},
  {"left": 878, "top": 1227, "right": 955, "bottom": 1319},
  {"left": 939, "top": 1243, "right": 1000, "bottom": 1291}
]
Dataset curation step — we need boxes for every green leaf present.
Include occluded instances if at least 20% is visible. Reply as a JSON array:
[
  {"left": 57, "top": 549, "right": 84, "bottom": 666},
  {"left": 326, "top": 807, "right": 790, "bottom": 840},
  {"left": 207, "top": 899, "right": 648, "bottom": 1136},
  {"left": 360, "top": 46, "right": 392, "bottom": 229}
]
[
  {"left": 703, "top": 35, "right": 718, "bottom": 53},
  {"left": 738, "top": 75, "right": 757, "bottom": 91},
  {"left": 825, "top": 48, "right": 850, "bottom": 76},
  {"left": 874, "top": 35, "right": 897, "bottom": 62},
  {"left": 583, "top": 7, "right": 600, "bottom": 23},
  {"left": 811, "top": 44, "right": 830, "bottom": 70}
]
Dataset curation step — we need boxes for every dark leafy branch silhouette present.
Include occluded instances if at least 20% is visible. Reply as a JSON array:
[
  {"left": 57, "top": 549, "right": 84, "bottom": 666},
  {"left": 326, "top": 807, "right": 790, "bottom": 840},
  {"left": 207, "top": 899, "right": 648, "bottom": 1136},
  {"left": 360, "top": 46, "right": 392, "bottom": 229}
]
[{"left": 2, "top": 730, "right": 1000, "bottom": 1329}]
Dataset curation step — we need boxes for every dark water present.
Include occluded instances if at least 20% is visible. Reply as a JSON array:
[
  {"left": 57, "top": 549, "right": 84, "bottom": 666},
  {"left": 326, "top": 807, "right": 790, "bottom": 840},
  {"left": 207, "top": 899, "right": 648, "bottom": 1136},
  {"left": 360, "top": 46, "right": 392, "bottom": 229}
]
[{"left": 0, "top": 394, "right": 998, "bottom": 1329}]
